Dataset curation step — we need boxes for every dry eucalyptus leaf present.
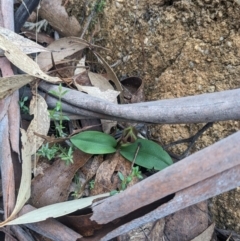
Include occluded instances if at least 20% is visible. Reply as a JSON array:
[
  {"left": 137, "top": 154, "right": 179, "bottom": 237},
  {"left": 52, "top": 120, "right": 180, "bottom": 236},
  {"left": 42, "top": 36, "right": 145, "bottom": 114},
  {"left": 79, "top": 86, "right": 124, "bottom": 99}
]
[
  {"left": 30, "top": 150, "right": 91, "bottom": 208},
  {"left": 191, "top": 223, "right": 215, "bottom": 241},
  {"left": 0, "top": 129, "right": 32, "bottom": 227},
  {"left": 5, "top": 193, "right": 110, "bottom": 226},
  {"left": 74, "top": 56, "right": 86, "bottom": 75},
  {"left": 76, "top": 85, "right": 120, "bottom": 103},
  {"left": 37, "top": 37, "right": 89, "bottom": 72},
  {"left": 0, "top": 74, "right": 35, "bottom": 100},
  {"left": 91, "top": 153, "right": 120, "bottom": 196},
  {"left": 74, "top": 70, "right": 92, "bottom": 86},
  {"left": 39, "top": 0, "right": 81, "bottom": 37},
  {"left": 93, "top": 51, "right": 124, "bottom": 102},
  {"left": 88, "top": 72, "right": 116, "bottom": 93},
  {"left": 26, "top": 94, "right": 50, "bottom": 155},
  {"left": 0, "top": 34, "right": 60, "bottom": 83},
  {"left": 0, "top": 26, "right": 49, "bottom": 56}
]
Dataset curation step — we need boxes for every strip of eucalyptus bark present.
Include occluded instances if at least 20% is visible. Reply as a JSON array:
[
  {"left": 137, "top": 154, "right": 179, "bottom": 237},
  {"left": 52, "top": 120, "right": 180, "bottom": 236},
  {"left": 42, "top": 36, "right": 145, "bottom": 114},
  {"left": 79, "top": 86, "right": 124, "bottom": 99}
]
[
  {"left": 100, "top": 164, "right": 240, "bottom": 241},
  {"left": 90, "top": 131, "right": 240, "bottom": 224},
  {"left": 39, "top": 82, "right": 240, "bottom": 124}
]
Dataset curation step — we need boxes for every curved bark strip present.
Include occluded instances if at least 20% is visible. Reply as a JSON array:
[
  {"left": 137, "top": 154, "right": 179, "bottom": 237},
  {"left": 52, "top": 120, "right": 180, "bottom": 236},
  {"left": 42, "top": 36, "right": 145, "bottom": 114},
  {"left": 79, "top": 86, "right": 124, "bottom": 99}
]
[
  {"left": 39, "top": 82, "right": 240, "bottom": 124},
  {"left": 100, "top": 164, "right": 240, "bottom": 240},
  {"left": 90, "top": 131, "right": 240, "bottom": 224}
]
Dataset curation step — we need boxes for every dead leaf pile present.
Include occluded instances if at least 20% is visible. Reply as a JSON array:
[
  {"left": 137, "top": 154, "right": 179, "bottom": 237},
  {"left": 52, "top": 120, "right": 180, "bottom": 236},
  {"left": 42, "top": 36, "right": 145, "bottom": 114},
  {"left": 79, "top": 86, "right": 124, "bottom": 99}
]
[{"left": 0, "top": 1, "right": 239, "bottom": 241}]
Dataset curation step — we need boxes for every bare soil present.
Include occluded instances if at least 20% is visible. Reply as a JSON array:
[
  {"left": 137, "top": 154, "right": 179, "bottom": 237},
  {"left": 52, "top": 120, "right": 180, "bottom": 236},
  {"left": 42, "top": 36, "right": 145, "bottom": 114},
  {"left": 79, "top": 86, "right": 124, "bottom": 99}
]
[{"left": 68, "top": 0, "right": 240, "bottom": 234}]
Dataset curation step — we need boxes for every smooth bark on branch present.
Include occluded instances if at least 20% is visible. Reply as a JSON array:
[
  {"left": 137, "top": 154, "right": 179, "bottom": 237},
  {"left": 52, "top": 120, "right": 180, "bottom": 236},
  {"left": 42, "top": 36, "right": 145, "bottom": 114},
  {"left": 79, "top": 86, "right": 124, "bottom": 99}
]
[
  {"left": 39, "top": 82, "right": 240, "bottom": 124},
  {"left": 90, "top": 131, "right": 240, "bottom": 224}
]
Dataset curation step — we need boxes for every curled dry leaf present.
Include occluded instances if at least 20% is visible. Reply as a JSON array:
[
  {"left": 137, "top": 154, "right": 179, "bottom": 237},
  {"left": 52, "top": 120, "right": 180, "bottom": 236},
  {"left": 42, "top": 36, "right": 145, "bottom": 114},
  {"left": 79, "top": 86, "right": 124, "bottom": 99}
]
[
  {"left": 93, "top": 51, "right": 124, "bottom": 102},
  {"left": 37, "top": 37, "right": 89, "bottom": 72},
  {"left": 0, "top": 74, "right": 35, "bottom": 100},
  {"left": 121, "top": 76, "right": 145, "bottom": 103},
  {"left": 26, "top": 94, "right": 50, "bottom": 155},
  {"left": 0, "top": 26, "right": 49, "bottom": 56},
  {"left": 0, "top": 34, "right": 60, "bottom": 83},
  {"left": 21, "top": 28, "right": 54, "bottom": 45}
]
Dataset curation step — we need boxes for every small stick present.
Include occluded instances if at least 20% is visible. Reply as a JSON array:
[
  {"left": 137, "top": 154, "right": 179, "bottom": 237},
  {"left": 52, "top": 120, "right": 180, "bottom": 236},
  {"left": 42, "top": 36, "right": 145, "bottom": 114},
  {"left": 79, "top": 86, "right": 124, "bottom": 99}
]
[{"left": 131, "top": 142, "right": 142, "bottom": 169}]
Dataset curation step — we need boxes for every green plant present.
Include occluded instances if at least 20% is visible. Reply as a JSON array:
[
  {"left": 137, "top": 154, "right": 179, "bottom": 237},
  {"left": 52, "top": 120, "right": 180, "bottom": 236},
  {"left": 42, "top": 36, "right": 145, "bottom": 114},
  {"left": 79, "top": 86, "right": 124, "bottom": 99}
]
[
  {"left": 71, "top": 174, "right": 82, "bottom": 199},
  {"left": 19, "top": 96, "right": 29, "bottom": 114},
  {"left": 37, "top": 143, "right": 58, "bottom": 160},
  {"left": 70, "top": 131, "right": 117, "bottom": 154},
  {"left": 49, "top": 84, "right": 69, "bottom": 137},
  {"left": 37, "top": 143, "right": 74, "bottom": 165},
  {"left": 118, "top": 166, "right": 143, "bottom": 191},
  {"left": 89, "top": 180, "right": 95, "bottom": 190},
  {"left": 70, "top": 127, "right": 173, "bottom": 171},
  {"left": 110, "top": 166, "right": 143, "bottom": 195},
  {"left": 94, "top": 0, "right": 106, "bottom": 14},
  {"left": 58, "top": 146, "right": 73, "bottom": 165}
]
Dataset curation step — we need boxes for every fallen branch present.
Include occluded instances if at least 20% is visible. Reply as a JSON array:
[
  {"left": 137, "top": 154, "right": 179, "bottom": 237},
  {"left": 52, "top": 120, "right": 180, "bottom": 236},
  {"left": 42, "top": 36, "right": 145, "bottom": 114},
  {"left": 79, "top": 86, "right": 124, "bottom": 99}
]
[
  {"left": 39, "top": 82, "right": 240, "bottom": 124},
  {"left": 100, "top": 162, "right": 240, "bottom": 240}
]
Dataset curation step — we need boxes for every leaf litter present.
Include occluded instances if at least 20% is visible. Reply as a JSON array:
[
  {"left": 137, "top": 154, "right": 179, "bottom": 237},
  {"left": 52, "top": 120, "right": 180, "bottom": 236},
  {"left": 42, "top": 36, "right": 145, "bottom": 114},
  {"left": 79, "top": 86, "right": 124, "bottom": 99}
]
[
  {"left": 0, "top": 21, "right": 147, "bottom": 238},
  {"left": 0, "top": 2, "right": 226, "bottom": 239}
]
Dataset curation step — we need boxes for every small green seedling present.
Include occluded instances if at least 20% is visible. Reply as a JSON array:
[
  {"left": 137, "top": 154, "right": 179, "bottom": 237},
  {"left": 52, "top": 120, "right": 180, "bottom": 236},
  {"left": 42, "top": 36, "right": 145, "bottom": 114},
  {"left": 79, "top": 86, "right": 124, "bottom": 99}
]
[
  {"left": 110, "top": 166, "right": 143, "bottom": 195},
  {"left": 95, "top": 0, "right": 106, "bottom": 13},
  {"left": 118, "top": 166, "right": 143, "bottom": 191},
  {"left": 49, "top": 84, "right": 70, "bottom": 137},
  {"left": 71, "top": 174, "right": 82, "bottom": 199},
  {"left": 37, "top": 143, "right": 73, "bottom": 165},
  {"left": 89, "top": 180, "right": 95, "bottom": 190},
  {"left": 39, "top": 84, "right": 74, "bottom": 164},
  {"left": 58, "top": 146, "right": 73, "bottom": 165},
  {"left": 19, "top": 96, "right": 29, "bottom": 114},
  {"left": 37, "top": 143, "right": 58, "bottom": 160}
]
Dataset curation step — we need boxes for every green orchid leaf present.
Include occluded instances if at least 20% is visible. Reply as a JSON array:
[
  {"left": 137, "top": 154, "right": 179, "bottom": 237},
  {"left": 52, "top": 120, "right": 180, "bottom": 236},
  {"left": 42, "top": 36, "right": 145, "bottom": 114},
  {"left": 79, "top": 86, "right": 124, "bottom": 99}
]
[
  {"left": 70, "top": 131, "right": 117, "bottom": 154},
  {"left": 120, "top": 139, "right": 173, "bottom": 171},
  {"left": 118, "top": 172, "right": 125, "bottom": 181}
]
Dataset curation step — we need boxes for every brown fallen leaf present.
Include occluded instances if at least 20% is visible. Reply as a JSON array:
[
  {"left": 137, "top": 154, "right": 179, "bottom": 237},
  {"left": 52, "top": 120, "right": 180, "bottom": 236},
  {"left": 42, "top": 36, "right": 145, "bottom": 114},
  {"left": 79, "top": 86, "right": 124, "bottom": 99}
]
[
  {"left": 59, "top": 213, "right": 102, "bottom": 237},
  {"left": 74, "top": 70, "right": 92, "bottom": 86},
  {"left": 191, "top": 223, "right": 215, "bottom": 241},
  {"left": 81, "top": 155, "right": 104, "bottom": 182},
  {"left": 39, "top": 0, "right": 81, "bottom": 37},
  {"left": 91, "top": 152, "right": 135, "bottom": 196},
  {"left": 21, "top": 28, "right": 54, "bottom": 45},
  {"left": 90, "top": 154, "right": 119, "bottom": 196},
  {"left": 164, "top": 202, "right": 208, "bottom": 241},
  {"left": 121, "top": 76, "right": 145, "bottom": 103},
  {"left": 37, "top": 37, "right": 89, "bottom": 72},
  {"left": 93, "top": 51, "right": 124, "bottom": 102},
  {"left": 30, "top": 149, "right": 91, "bottom": 208}
]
